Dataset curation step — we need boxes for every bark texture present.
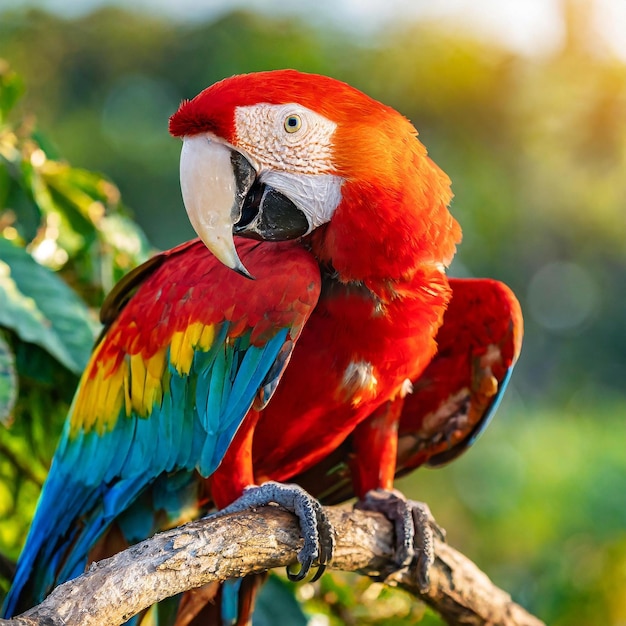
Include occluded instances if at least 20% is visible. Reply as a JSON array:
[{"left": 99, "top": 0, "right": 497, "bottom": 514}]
[{"left": 0, "top": 505, "right": 545, "bottom": 626}]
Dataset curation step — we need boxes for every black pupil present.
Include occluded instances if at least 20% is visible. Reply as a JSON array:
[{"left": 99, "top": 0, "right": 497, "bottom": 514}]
[{"left": 288, "top": 117, "right": 298, "bottom": 127}]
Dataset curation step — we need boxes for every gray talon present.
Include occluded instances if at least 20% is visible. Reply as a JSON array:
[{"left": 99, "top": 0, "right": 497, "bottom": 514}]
[
  {"left": 409, "top": 499, "right": 439, "bottom": 592},
  {"left": 356, "top": 488, "right": 444, "bottom": 592},
  {"left": 213, "top": 481, "right": 335, "bottom": 581}
]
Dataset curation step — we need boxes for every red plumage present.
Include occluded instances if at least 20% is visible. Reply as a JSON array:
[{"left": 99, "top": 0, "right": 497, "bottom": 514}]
[
  {"left": 288, "top": 277, "right": 523, "bottom": 505},
  {"left": 252, "top": 263, "right": 452, "bottom": 484}
]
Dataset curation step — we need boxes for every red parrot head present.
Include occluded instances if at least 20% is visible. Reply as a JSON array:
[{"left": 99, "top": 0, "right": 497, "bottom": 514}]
[{"left": 170, "top": 70, "right": 460, "bottom": 280}]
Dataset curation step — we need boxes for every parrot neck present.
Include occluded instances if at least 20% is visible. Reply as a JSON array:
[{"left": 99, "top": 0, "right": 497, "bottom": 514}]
[
  {"left": 308, "top": 175, "right": 461, "bottom": 288},
  {"left": 318, "top": 260, "right": 451, "bottom": 323}
]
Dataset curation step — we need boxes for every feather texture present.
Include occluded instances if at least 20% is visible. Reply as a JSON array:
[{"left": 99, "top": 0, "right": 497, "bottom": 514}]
[{"left": 3, "top": 238, "right": 320, "bottom": 616}]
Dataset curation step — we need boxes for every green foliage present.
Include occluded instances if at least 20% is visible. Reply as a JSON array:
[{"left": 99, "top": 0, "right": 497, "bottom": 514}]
[
  {"left": 300, "top": 573, "right": 443, "bottom": 625},
  {"left": 0, "top": 333, "right": 16, "bottom": 425},
  {"left": 0, "top": 60, "right": 152, "bottom": 302},
  {"left": 0, "top": 238, "right": 95, "bottom": 375},
  {"left": 0, "top": 59, "right": 152, "bottom": 595},
  {"left": 0, "top": 5, "right": 625, "bottom": 623},
  {"left": 254, "top": 575, "right": 309, "bottom": 626},
  {"left": 1, "top": 5, "right": 625, "bottom": 406}
]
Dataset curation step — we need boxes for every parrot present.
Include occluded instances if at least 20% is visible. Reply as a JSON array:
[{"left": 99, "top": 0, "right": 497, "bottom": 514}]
[{"left": 2, "top": 69, "right": 462, "bottom": 622}]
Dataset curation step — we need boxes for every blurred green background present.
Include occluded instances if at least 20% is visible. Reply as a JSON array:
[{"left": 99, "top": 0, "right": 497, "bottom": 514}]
[{"left": 0, "top": 0, "right": 625, "bottom": 624}]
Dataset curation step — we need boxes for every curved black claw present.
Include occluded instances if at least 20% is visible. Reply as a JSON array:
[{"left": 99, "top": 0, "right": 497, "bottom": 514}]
[
  {"left": 213, "top": 481, "right": 335, "bottom": 582},
  {"left": 356, "top": 488, "right": 445, "bottom": 592}
]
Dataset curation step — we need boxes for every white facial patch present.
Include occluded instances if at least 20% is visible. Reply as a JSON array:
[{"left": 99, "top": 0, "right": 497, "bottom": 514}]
[
  {"left": 234, "top": 103, "right": 337, "bottom": 174},
  {"left": 260, "top": 170, "right": 342, "bottom": 231},
  {"left": 234, "top": 103, "right": 343, "bottom": 232}
]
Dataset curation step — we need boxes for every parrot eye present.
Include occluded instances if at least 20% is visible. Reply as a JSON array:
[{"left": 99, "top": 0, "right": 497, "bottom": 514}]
[{"left": 284, "top": 114, "right": 302, "bottom": 133}]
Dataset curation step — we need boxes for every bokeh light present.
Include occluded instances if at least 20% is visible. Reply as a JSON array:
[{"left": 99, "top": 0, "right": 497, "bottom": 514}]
[{"left": 527, "top": 261, "right": 599, "bottom": 333}]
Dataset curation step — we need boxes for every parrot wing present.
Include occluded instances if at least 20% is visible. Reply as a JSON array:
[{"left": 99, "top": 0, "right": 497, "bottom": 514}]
[
  {"left": 4, "top": 237, "right": 320, "bottom": 616},
  {"left": 406, "top": 277, "right": 523, "bottom": 469},
  {"left": 288, "top": 277, "right": 523, "bottom": 504}
]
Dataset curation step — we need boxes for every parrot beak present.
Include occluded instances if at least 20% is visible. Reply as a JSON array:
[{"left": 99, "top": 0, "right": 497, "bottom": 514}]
[
  {"left": 180, "top": 134, "right": 256, "bottom": 278},
  {"left": 180, "top": 134, "right": 310, "bottom": 278}
]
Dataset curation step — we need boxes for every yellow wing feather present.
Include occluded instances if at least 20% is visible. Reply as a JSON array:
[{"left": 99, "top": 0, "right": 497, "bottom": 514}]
[{"left": 69, "top": 323, "right": 216, "bottom": 438}]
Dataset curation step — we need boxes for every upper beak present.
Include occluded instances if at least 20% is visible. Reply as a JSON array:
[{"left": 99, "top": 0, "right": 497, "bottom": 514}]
[
  {"left": 180, "top": 134, "right": 255, "bottom": 278},
  {"left": 180, "top": 134, "right": 310, "bottom": 278}
]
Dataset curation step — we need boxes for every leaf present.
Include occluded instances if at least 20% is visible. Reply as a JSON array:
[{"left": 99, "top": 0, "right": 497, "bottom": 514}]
[
  {"left": 45, "top": 163, "right": 120, "bottom": 209},
  {"left": 0, "top": 332, "right": 17, "bottom": 425},
  {"left": 0, "top": 64, "right": 24, "bottom": 123},
  {"left": 0, "top": 237, "right": 97, "bottom": 375},
  {"left": 0, "top": 163, "right": 11, "bottom": 209},
  {"left": 253, "top": 575, "right": 310, "bottom": 626},
  {"left": 25, "top": 161, "right": 90, "bottom": 255}
]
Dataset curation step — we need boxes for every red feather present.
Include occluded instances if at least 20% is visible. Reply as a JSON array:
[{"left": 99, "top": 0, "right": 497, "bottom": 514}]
[{"left": 287, "top": 277, "right": 523, "bottom": 504}]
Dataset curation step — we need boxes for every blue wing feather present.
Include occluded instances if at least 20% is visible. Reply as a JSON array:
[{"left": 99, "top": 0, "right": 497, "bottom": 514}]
[
  {"left": 426, "top": 362, "right": 517, "bottom": 468},
  {"left": 2, "top": 239, "right": 321, "bottom": 618},
  {"left": 208, "top": 330, "right": 289, "bottom": 474},
  {"left": 2, "top": 329, "right": 294, "bottom": 617},
  {"left": 466, "top": 365, "right": 514, "bottom": 448}
]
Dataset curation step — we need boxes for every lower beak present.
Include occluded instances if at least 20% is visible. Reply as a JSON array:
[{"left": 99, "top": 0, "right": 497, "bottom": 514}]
[{"left": 180, "top": 134, "right": 310, "bottom": 278}]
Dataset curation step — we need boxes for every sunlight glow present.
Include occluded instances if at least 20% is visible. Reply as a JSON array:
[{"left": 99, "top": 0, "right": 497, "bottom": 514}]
[{"left": 4, "top": 0, "right": 626, "bottom": 60}]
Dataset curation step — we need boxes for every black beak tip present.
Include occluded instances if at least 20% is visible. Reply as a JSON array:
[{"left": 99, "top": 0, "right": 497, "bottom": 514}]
[{"left": 235, "top": 266, "right": 256, "bottom": 280}]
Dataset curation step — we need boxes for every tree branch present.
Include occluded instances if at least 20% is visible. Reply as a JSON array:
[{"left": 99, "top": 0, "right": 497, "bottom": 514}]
[{"left": 0, "top": 505, "right": 544, "bottom": 626}]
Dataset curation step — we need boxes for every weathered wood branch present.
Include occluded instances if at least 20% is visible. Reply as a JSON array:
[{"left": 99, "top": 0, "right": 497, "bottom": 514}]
[{"left": 0, "top": 505, "right": 544, "bottom": 626}]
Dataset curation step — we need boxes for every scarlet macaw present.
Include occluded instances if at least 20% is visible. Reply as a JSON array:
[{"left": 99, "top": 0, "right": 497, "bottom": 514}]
[{"left": 2, "top": 70, "right": 461, "bottom": 620}]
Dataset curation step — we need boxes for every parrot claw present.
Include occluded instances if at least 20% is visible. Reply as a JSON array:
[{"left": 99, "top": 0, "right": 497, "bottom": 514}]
[
  {"left": 214, "top": 481, "right": 335, "bottom": 582},
  {"left": 356, "top": 488, "right": 445, "bottom": 592}
]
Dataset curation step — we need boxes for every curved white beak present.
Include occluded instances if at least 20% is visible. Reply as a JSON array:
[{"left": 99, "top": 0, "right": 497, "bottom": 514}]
[{"left": 180, "top": 134, "right": 254, "bottom": 278}]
